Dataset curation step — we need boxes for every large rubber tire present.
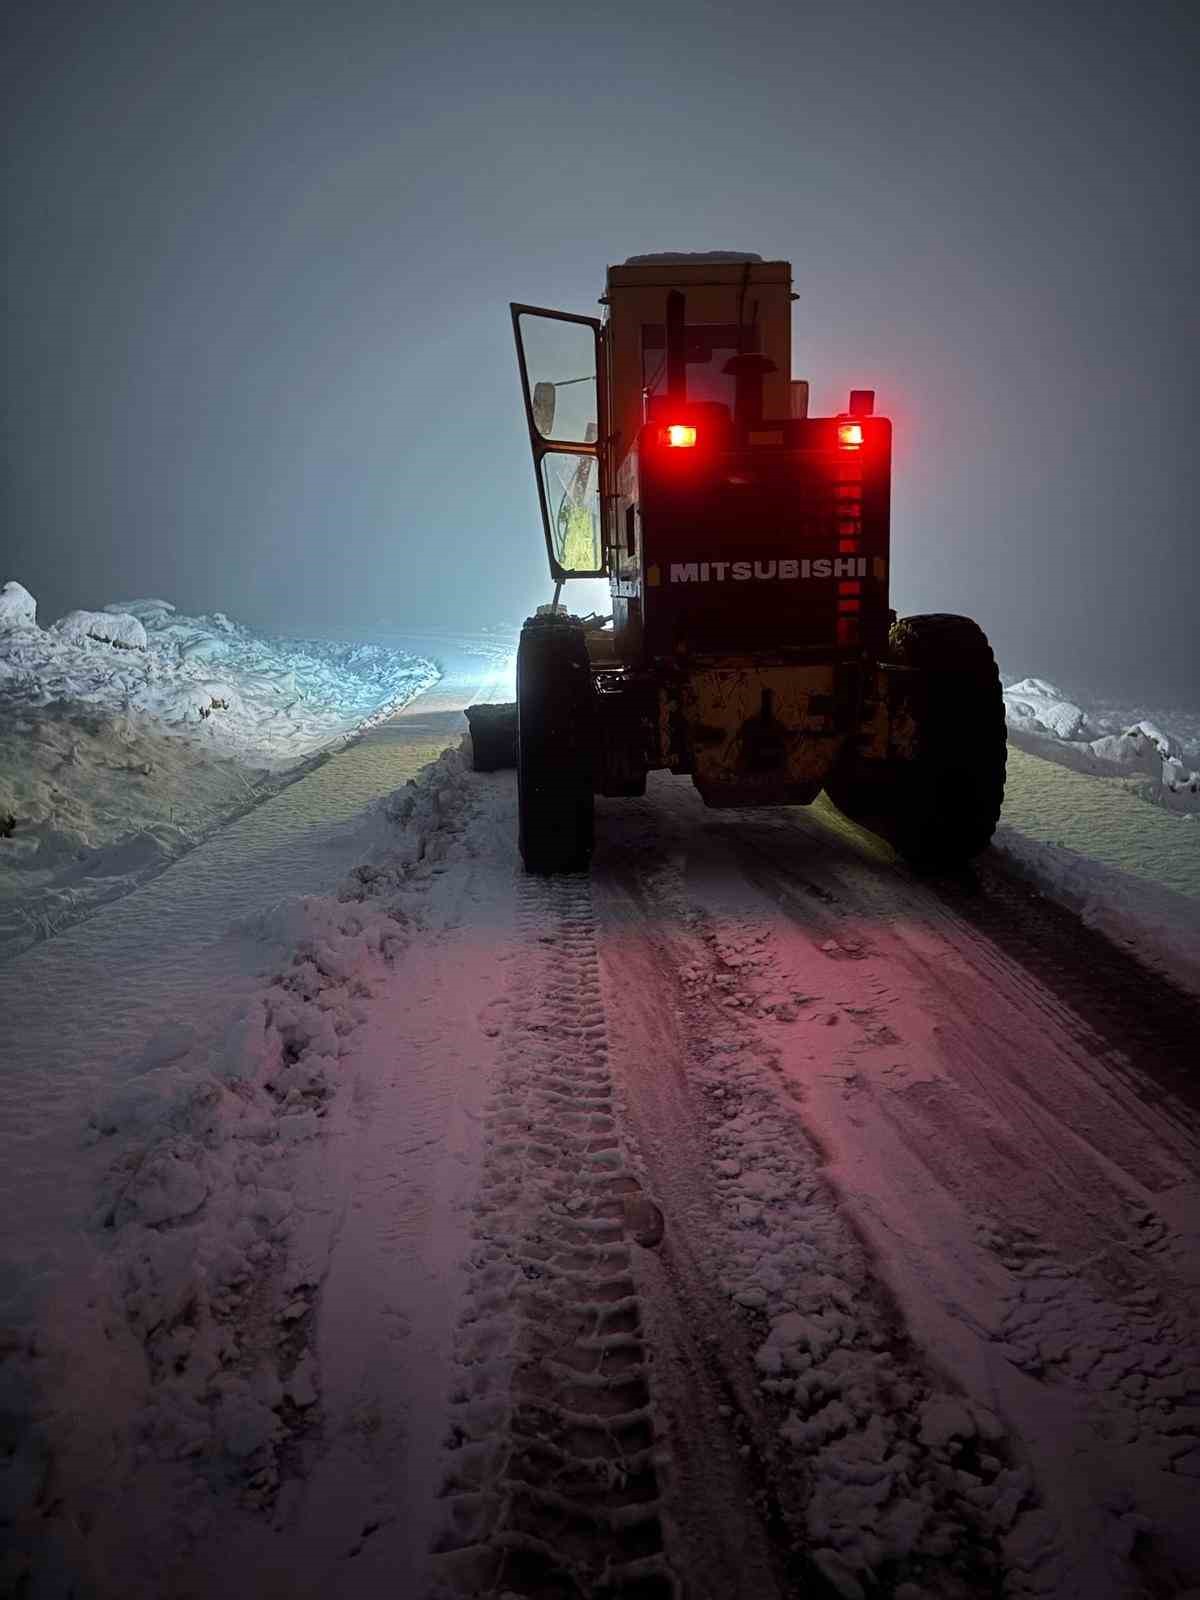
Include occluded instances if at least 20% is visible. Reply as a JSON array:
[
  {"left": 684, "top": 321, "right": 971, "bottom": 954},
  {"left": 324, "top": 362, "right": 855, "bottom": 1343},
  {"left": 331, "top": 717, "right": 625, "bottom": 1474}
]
[
  {"left": 516, "top": 617, "right": 595, "bottom": 874},
  {"left": 887, "top": 613, "right": 1007, "bottom": 869}
]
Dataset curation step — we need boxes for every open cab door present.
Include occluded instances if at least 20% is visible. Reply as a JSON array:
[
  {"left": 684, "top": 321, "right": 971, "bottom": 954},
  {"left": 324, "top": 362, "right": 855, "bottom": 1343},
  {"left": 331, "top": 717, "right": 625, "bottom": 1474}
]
[{"left": 511, "top": 304, "right": 608, "bottom": 581}]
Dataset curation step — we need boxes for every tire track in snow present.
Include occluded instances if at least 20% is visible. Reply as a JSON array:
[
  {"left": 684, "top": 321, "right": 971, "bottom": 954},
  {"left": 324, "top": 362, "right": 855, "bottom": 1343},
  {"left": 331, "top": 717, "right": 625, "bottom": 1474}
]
[
  {"left": 728, "top": 822, "right": 1198, "bottom": 1282},
  {"left": 593, "top": 814, "right": 1066, "bottom": 1600},
  {"left": 600, "top": 783, "right": 1200, "bottom": 1595},
  {"left": 728, "top": 823, "right": 1200, "bottom": 1502},
  {"left": 430, "top": 873, "right": 677, "bottom": 1599}
]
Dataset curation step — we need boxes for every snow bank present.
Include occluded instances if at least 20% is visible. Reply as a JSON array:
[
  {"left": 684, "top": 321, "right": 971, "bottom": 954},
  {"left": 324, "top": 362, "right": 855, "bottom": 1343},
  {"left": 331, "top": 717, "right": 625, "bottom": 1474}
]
[
  {"left": 1003, "top": 677, "right": 1089, "bottom": 741},
  {"left": 0, "top": 580, "right": 37, "bottom": 631},
  {"left": 1, "top": 745, "right": 477, "bottom": 1593},
  {"left": 0, "top": 589, "right": 439, "bottom": 954},
  {"left": 0, "top": 706, "right": 269, "bottom": 955},
  {"left": 1003, "top": 675, "right": 1200, "bottom": 806},
  {"left": 1, "top": 591, "right": 439, "bottom": 766},
  {"left": 993, "top": 824, "right": 1200, "bottom": 995}
]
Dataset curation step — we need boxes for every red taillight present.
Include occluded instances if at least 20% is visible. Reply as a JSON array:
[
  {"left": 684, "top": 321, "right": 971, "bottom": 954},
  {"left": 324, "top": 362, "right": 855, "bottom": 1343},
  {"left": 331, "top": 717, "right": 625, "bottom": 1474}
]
[
  {"left": 837, "top": 422, "right": 863, "bottom": 450},
  {"left": 660, "top": 424, "right": 697, "bottom": 449}
]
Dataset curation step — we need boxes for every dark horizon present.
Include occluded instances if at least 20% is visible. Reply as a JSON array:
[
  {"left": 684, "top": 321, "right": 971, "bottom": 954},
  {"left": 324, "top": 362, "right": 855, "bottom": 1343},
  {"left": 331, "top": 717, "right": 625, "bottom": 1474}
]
[{"left": 4, "top": 0, "right": 1197, "bottom": 699}]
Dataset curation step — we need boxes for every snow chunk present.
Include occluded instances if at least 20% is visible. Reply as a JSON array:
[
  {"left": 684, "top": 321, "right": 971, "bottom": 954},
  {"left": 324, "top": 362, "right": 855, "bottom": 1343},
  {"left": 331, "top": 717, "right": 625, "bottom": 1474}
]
[
  {"left": 1085, "top": 730, "right": 1163, "bottom": 773},
  {"left": 757, "top": 1308, "right": 847, "bottom": 1370},
  {"left": 33, "top": 824, "right": 92, "bottom": 864},
  {"left": 1003, "top": 1506, "right": 1060, "bottom": 1573},
  {"left": 51, "top": 609, "right": 148, "bottom": 650},
  {"left": 103, "top": 598, "right": 176, "bottom": 620},
  {"left": 734, "top": 1285, "right": 768, "bottom": 1310},
  {"left": 917, "top": 1395, "right": 976, "bottom": 1449},
  {"left": 116, "top": 1137, "right": 210, "bottom": 1227},
  {"left": 811, "top": 1548, "right": 866, "bottom": 1600},
  {"left": 1123, "top": 719, "right": 1181, "bottom": 760},
  {"left": 285, "top": 1353, "right": 319, "bottom": 1409},
  {"left": 212, "top": 1379, "right": 280, "bottom": 1459},
  {"left": 1003, "top": 678, "right": 1088, "bottom": 740},
  {"left": 181, "top": 635, "right": 230, "bottom": 663},
  {"left": 0, "top": 580, "right": 38, "bottom": 632}
]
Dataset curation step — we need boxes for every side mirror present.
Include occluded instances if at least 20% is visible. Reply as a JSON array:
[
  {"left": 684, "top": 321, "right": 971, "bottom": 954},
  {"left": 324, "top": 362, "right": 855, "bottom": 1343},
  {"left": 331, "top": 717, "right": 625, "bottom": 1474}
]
[{"left": 532, "top": 381, "right": 556, "bottom": 436}]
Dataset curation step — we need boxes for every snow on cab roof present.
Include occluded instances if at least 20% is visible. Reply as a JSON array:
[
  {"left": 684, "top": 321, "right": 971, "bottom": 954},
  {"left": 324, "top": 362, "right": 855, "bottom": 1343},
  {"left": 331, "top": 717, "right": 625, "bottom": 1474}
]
[{"left": 622, "top": 252, "right": 764, "bottom": 264}]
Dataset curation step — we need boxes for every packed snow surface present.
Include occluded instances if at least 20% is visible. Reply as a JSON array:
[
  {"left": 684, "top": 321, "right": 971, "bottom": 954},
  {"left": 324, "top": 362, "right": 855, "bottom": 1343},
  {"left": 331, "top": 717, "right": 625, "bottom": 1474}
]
[{"left": 3, "top": 722, "right": 1196, "bottom": 1600}]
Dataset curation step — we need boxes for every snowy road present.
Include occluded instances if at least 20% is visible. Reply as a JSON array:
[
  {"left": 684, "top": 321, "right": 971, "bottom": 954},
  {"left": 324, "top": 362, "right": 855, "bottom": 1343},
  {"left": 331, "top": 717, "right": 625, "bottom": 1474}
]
[
  {"left": 7, "top": 675, "right": 1199, "bottom": 1599},
  {"left": 587, "top": 777, "right": 1200, "bottom": 1598}
]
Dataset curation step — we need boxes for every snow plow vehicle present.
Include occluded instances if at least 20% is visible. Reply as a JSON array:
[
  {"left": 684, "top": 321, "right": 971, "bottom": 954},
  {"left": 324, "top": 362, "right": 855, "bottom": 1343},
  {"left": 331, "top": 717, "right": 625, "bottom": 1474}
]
[{"left": 468, "top": 253, "right": 1006, "bottom": 874}]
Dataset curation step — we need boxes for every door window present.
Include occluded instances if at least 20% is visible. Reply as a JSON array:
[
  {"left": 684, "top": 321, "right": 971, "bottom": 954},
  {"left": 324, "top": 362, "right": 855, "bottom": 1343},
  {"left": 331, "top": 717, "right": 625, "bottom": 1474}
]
[
  {"left": 516, "top": 312, "right": 599, "bottom": 445},
  {"left": 539, "top": 444, "right": 601, "bottom": 571}
]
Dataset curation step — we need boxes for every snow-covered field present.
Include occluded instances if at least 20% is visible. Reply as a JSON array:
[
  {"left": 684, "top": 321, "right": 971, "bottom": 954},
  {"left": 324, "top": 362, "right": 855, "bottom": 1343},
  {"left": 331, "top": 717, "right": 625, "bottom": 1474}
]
[
  {"left": 0, "top": 582, "right": 439, "bottom": 955},
  {"left": 2, "top": 593, "right": 1198, "bottom": 1598}
]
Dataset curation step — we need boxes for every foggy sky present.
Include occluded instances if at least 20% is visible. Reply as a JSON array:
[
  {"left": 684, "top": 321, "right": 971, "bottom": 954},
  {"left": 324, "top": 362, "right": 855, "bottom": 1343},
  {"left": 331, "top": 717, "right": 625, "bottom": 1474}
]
[{"left": 4, "top": 0, "right": 1197, "bottom": 697}]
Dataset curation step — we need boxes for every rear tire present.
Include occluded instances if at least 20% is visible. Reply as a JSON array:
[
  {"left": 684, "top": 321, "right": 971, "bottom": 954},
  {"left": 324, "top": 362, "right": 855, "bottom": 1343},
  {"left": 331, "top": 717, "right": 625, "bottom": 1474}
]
[
  {"left": 517, "top": 617, "right": 595, "bottom": 874},
  {"left": 887, "top": 613, "right": 1007, "bottom": 869}
]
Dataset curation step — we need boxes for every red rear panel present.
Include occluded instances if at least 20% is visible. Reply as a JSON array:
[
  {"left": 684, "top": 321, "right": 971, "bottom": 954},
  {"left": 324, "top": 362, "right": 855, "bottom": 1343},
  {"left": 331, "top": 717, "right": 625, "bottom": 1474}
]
[{"left": 636, "top": 412, "right": 892, "bottom": 660}]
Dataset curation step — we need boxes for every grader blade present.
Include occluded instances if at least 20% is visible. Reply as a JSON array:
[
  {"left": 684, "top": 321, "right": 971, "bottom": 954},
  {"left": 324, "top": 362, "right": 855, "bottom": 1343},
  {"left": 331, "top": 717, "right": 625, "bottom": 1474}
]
[{"left": 464, "top": 702, "right": 517, "bottom": 771}]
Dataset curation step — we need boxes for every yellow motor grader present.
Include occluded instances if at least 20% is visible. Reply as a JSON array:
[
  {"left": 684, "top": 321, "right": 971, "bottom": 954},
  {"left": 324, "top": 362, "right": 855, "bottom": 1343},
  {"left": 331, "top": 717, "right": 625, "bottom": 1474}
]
[{"left": 467, "top": 253, "right": 1006, "bottom": 874}]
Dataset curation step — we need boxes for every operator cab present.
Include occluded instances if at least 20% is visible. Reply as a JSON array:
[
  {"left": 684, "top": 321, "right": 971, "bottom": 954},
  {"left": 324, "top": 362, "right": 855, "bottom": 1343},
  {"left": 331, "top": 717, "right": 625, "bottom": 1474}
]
[{"left": 511, "top": 254, "right": 891, "bottom": 670}]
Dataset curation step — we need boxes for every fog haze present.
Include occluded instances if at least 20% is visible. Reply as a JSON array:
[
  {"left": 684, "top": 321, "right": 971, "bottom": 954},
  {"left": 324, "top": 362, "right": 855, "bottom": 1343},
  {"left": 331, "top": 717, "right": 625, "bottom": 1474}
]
[{"left": 5, "top": 0, "right": 1197, "bottom": 697}]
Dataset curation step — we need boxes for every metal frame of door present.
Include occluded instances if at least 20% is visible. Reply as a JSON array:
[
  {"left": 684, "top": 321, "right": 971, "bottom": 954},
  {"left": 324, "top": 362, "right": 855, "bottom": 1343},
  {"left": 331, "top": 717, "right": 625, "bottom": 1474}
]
[{"left": 511, "top": 302, "right": 610, "bottom": 582}]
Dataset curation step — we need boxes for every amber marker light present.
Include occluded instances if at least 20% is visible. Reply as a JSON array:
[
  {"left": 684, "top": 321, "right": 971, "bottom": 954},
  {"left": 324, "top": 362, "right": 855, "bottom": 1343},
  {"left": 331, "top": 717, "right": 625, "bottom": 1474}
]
[
  {"left": 837, "top": 422, "right": 864, "bottom": 449},
  {"left": 662, "top": 424, "right": 698, "bottom": 448}
]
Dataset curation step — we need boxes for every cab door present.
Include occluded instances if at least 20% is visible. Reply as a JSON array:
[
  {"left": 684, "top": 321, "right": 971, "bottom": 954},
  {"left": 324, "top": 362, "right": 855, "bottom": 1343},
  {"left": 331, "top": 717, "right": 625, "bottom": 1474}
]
[{"left": 511, "top": 304, "right": 609, "bottom": 581}]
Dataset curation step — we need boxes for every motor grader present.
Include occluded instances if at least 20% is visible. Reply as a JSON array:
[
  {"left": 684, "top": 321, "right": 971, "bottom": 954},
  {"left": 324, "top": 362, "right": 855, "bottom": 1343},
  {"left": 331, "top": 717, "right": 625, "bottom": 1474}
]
[{"left": 467, "top": 253, "right": 1006, "bottom": 874}]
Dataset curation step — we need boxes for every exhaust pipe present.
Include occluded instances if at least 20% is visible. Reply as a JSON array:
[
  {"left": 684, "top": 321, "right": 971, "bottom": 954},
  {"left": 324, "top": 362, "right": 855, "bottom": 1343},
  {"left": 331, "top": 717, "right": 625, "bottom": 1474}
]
[
  {"left": 666, "top": 290, "right": 687, "bottom": 404},
  {"left": 723, "top": 319, "right": 778, "bottom": 427}
]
